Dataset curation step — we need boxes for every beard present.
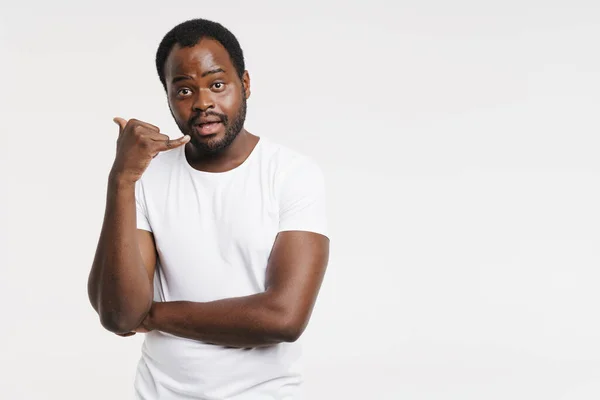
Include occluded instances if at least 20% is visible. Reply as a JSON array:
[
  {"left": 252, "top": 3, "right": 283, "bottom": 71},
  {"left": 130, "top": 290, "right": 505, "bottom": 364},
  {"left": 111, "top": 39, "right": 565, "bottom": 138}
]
[{"left": 175, "top": 95, "right": 247, "bottom": 156}]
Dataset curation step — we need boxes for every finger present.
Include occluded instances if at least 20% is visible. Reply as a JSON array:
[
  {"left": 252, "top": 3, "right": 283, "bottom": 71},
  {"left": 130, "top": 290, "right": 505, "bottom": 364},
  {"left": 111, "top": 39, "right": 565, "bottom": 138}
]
[
  {"left": 148, "top": 132, "right": 170, "bottom": 142},
  {"left": 113, "top": 117, "right": 127, "bottom": 135},
  {"left": 147, "top": 133, "right": 170, "bottom": 158},
  {"left": 156, "top": 135, "right": 191, "bottom": 151},
  {"left": 130, "top": 119, "right": 161, "bottom": 132}
]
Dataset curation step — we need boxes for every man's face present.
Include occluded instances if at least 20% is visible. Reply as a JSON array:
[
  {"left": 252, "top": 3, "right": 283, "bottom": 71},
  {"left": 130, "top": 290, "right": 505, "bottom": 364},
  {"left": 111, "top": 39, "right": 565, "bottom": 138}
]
[{"left": 164, "top": 38, "right": 250, "bottom": 155}]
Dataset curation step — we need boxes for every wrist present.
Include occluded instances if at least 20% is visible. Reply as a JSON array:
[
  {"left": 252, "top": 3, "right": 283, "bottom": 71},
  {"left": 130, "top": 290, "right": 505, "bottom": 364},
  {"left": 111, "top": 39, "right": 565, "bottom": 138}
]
[{"left": 108, "top": 170, "right": 137, "bottom": 189}]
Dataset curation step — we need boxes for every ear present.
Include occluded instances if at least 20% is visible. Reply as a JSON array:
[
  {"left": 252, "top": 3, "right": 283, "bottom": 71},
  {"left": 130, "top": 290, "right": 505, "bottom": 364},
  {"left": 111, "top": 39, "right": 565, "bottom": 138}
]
[{"left": 242, "top": 70, "right": 251, "bottom": 99}]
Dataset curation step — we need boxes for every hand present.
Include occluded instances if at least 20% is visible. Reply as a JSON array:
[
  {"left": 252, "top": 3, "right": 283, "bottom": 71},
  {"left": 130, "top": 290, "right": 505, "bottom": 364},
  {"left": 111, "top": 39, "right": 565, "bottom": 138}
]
[{"left": 110, "top": 117, "right": 190, "bottom": 184}]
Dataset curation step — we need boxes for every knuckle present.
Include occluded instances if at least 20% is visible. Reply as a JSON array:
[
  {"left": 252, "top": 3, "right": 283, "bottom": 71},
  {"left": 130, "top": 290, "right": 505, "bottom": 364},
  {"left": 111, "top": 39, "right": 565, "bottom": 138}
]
[
  {"left": 132, "top": 129, "right": 146, "bottom": 140},
  {"left": 134, "top": 134, "right": 147, "bottom": 146}
]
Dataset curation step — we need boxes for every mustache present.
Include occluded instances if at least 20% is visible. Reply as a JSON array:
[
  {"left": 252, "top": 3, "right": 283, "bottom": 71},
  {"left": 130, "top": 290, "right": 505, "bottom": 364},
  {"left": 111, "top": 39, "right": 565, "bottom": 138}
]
[{"left": 189, "top": 111, "right": 228, "bottom": 126}]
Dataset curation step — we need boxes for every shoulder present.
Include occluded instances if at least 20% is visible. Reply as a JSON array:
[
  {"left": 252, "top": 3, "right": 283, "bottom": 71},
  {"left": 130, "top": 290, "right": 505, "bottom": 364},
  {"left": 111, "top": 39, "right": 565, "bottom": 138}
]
[
  {"left": 257, "top": 137, "right": 324, "bottom": 182},
  {"left": 256, "top": 138, "right": 326, "bottom": 207},
  {"left": 262, "top": 138, "right": 329, "bottom": 237}
]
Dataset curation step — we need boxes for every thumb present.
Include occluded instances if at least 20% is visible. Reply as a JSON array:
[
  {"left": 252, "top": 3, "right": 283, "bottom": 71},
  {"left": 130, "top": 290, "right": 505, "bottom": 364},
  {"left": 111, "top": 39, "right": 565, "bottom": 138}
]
[{"left": 113, "top": 117, "right": 128, "bottom": 134}]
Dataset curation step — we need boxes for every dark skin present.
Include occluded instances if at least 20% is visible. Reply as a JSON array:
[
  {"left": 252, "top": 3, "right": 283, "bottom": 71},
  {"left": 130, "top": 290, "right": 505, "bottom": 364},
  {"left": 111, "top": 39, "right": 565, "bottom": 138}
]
[
  {"left": 87, "top": 38, "right": 330, "bottom": 347},
  {"left": 165, "top": 39, "right": 257, "bottom": 172}
]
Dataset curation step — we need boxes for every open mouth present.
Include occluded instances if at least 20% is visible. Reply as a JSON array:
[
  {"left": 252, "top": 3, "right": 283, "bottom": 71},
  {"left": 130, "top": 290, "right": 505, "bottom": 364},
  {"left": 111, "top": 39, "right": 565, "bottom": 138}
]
[{"left": 194, "top": 121, "right": 223, "bottom": 136}]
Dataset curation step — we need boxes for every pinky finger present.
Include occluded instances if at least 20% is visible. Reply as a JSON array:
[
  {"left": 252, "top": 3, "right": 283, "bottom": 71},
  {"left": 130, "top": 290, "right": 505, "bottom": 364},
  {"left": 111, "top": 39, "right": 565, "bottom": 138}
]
[{"left": 161, "top": 135, "right": 191, "bottom": 151}]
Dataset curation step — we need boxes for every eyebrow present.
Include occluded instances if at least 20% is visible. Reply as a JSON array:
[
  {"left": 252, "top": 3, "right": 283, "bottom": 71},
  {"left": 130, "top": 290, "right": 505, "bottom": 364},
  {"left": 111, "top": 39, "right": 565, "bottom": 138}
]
[
  {"left": 171, "top": 68, "right": 226, "bottom": 84},
  {"left": 201, "top": 68, "right": 225, "bottom": 78}
]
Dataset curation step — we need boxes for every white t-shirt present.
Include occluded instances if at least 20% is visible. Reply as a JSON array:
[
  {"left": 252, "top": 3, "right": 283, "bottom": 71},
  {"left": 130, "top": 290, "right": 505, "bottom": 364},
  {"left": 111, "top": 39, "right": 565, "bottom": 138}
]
[{"left": 133, "top": 136, "right": 328, "bottom": 400}]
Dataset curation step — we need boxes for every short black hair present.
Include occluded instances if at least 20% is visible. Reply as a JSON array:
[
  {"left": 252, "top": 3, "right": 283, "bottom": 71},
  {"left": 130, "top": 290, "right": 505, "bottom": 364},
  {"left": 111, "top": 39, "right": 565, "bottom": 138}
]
[{"left": 155, "top": 18, "right": 245, "bottom": 90}]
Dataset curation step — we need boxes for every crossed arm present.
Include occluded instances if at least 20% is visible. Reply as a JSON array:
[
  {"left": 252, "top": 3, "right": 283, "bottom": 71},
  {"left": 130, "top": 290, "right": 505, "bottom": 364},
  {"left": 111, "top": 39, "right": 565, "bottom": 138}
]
[
  {"left": 87, "top": 178, "right": 329, "bottom": 347},
  {"left": 139, "top": 230, "right": 329, "bottom": 347}
]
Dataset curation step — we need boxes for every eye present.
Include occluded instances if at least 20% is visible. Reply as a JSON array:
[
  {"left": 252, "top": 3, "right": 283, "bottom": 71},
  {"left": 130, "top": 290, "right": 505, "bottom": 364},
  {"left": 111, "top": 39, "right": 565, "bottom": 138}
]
[
  {"left": 177, "top": 88, "right": 192, "bottom": 96},
  {"left": 212, "top": 82, "right": 225, "bottom": 91}
]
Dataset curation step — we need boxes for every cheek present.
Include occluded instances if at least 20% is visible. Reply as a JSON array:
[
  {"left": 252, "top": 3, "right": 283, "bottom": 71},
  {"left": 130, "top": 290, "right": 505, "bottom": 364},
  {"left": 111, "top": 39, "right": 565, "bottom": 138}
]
[
  {"left": 219, "top": 91, "right": 242, "bottom": 115},
  {"left": 169, "top": 99, "right": 189, "bottom": 120}
]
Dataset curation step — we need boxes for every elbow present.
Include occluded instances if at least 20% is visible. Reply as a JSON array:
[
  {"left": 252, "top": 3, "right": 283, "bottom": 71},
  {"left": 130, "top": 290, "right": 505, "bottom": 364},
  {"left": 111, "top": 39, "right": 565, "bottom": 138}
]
[
  {"left": 94, "top": 287, "right": 153, "bottom": 334},
  {"left": 99, "top": 306, "right": 148, "bottom": 334},
  {"left": 99, "top": 311, "right": 135, "bottom": 334},
  {"left": 274, "top": 315, "right": 307, "bottom": 343},
  {"left": 279, "top": 327, "right": 303, "bottom": 343},
  {"left": 264, "top": 295, "right": 310, "bottom": 343}
]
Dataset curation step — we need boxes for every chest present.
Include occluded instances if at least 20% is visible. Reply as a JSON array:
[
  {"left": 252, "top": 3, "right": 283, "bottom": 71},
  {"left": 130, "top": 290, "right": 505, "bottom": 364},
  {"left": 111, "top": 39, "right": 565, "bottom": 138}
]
[{"left": 146, "top": 171, "right": 280, "bottom": 273}]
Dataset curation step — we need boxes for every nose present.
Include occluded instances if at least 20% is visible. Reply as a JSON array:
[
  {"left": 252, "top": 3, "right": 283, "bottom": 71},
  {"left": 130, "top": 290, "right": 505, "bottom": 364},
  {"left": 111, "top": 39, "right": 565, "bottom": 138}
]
[{"left": 192, "top": 88, "right": 215, "bottom": 112}]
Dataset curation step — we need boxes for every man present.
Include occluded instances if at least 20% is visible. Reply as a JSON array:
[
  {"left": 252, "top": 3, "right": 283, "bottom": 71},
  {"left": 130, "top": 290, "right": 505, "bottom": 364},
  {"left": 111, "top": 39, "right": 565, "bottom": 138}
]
[{"left": 87, "top": 18, "right": 330, "bottom": 399}]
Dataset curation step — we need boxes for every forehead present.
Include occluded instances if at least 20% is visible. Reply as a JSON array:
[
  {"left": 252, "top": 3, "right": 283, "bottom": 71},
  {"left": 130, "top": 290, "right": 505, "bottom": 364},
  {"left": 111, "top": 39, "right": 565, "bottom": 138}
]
[{"left": 164, "top": 38, "right": 234, "bottom": 78}]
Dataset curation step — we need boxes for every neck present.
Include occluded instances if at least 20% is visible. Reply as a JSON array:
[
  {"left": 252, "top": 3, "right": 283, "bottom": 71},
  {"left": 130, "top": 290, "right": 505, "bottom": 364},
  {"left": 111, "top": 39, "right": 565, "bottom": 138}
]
[{"left": 184, "top": 129, "right": 259, "bottom": 173}]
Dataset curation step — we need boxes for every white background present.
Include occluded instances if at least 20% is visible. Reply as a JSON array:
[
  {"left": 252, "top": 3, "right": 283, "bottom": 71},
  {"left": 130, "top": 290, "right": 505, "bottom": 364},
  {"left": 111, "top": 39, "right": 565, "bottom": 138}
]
[{"left": 1, "top": 0, "right": 599, "bottom": 399}]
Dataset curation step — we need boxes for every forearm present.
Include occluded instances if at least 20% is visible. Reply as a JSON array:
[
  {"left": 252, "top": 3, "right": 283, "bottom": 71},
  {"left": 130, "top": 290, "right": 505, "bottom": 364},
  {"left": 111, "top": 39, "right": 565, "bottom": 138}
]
[
  {"left": 87, "top": 175, "right": 152, "bottom": 333},
  {"left": 146, "top": 294, "right": 299, "bottom": 348}
]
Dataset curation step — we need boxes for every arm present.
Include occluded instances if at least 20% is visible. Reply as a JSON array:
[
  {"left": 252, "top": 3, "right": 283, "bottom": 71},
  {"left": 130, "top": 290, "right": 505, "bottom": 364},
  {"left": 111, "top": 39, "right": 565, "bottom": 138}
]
[
  {"left": 142, "top": 230, "right": 330, "bottom": 347},
  {"left": 87, "top": 177, "right": 157, "bottom": 334},
  {"left": 87, "top": 117, "right": 189, "bottom": 334}
]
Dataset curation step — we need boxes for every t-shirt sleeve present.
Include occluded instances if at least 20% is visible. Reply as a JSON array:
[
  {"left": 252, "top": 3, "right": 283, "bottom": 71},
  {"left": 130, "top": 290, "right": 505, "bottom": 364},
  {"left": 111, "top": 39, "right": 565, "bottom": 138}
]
[
  {"left": 135, "top": 180, "right": 152, "bottom": 232},
  {"left": 277, "top": 157, "right": 328, "bottom": 237}
]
